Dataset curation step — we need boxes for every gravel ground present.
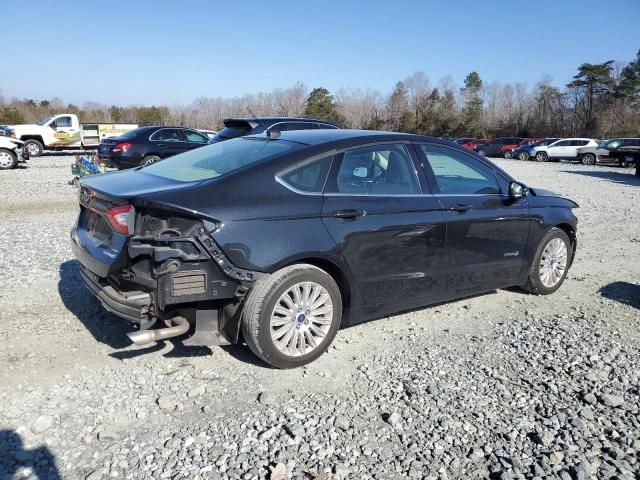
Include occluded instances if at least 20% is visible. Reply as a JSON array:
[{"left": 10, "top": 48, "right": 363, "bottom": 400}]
[{"left": 0, "top": 155, "right": 639, "bottom": 480}]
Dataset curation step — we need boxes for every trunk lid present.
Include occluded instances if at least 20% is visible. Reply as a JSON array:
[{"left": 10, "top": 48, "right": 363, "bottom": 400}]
[{"left": 80, "top": 169, "right": 202, "bottom": 199}]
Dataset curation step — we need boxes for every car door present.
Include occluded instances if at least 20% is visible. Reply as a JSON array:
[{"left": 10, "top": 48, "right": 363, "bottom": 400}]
[
  {"left": 149, "top": 128, "right": 189, "bottom": 158},
  {"left": 50, "top": 115, "right": 80, "bottom": 147},
  {"left": 416, "top": 143, "right": 531, "bottom": 296},
  {"left": 568, "top": 140, "right": 587, "bottom": 157},
  {"left": 182, "top": 129, "right": 210, "bottom": 151},
  {"left": 321, "top": 142, "right": 446, "bottom": 308},
  {"left": 547, "top": 140, "right": 570, "bottom": 158}
]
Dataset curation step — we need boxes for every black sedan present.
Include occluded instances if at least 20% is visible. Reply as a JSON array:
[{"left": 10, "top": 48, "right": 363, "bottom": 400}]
[
  {"left": 208, "top": 117, "right": 339, "bottom": 143},
  {"left": 71, "top": 130, "right": 578, "bottom": 368},
  {"left": 98, "top": 126, "right": 210, "bottom": 169}
]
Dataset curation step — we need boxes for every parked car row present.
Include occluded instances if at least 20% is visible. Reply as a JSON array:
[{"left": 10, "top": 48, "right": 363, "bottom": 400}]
[
  {"left": 98, "top": 117, "right": 340, "bottom": 169},
  {"left": 452, "top": 136, "right": 639, "bottom": 167}
]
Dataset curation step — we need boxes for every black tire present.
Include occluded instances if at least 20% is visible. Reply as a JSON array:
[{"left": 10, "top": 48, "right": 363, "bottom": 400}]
[
  {"left": 581, "top": 153, "right": 596, "bottom": 166},
  {"left": 521, "top": 228, "right": 572, "bottom": 295},
  {"left": 518, "top": 152, "right": 530, "bottom": 161},
  {"left": 535, "top": 151, "right": 548, "bottom": 162},
  {"left": 24, "top": 139, "right": 44, "bottom": 157},
  {"left": 241, "top": 264, "right": 342, "bottom": 369},
  {"left": 504, "top": 150, "right": 514, "bottom": 159},
  {"left": 0, "top": 148, "right": 18, "bottom": 170},
  {"left": 476, "top": 148, "right": 487, "bottom": 157},
  {"left": 141, "top": 155, "right": 160, "bottom": 166}
]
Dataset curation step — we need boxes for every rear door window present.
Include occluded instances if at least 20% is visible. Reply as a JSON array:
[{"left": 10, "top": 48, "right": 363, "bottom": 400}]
[
  {"left": 327, "top": 144, "right": 420, "bottom": 195},
  {"left": 274, "top": 122, "right": 315, "bottom": 132},
  {"left": 150, "top": 128, "right": 185, "bottom": 142}
]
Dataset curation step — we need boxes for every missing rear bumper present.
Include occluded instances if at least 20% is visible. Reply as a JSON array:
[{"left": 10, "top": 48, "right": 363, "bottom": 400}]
[{"left": 80, "top": 267, "right": 152, "bottom": 324}]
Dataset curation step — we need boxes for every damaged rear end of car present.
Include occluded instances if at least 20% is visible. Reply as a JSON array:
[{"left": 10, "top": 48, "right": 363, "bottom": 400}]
[{"left": 70, "top": 173, "right": 257, "bottom": 349}]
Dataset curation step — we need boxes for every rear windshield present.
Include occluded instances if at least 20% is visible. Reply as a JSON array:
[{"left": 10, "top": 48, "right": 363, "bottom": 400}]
[
  {"left": 209, "top": 121, "right": 253, "bottom": 142},
  {"left": 142, "top": 137, "right": 302, "bottom": 182}
]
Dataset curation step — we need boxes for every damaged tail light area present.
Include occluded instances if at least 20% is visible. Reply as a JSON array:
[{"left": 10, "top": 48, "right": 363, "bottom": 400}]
[{"left": 106, "top": 204, "right": 134, "bottom": 234}]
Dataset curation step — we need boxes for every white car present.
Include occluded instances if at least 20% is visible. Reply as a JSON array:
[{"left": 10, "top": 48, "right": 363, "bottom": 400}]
[
  {"left": 531, "top": 138, "right": 598, "bottom": 162},
  {"left": 0, "top": 136, "right": 27, "bottom": 170}
]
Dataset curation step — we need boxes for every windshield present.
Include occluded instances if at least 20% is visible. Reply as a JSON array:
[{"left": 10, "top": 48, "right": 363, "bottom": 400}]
[
  {"left": 605, "top": 139, "right": 622, "bottom": 149},
  {"left": 37, "top": 116, "right": 53, "bottom": 126},
  {"left": 143, "top": 137, "right": 302, "bottom": 182}
]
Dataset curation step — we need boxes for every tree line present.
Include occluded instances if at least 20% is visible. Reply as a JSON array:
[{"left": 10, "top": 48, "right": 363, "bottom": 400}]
[{"left": 1, "top": 49, "right": 639, "bottom": 139}]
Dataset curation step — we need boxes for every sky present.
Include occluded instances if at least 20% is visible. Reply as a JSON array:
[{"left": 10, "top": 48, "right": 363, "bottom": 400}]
[{"left": 2, "top": 0, "right": 639, "bottom": 106}]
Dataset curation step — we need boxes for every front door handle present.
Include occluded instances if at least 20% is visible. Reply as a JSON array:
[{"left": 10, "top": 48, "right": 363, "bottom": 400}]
[
  {"left": 449, "top": 204, "right": 473, "bottom": 213},
  {"left": 333, "top": 209, "right": 365, "bottom": 219}
]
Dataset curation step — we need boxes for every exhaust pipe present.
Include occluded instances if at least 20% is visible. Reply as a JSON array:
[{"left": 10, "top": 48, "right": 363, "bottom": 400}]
[{"left": 128, "top": 316, "right": 190, "bottom": 346}]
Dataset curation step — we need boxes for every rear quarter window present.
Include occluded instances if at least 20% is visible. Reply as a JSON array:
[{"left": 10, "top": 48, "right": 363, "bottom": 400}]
[{"left": 279, "top": 156, "right": 333, "bottom": 193}]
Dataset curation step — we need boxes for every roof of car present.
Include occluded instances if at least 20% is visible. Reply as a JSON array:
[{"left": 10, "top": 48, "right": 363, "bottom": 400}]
[
  {"left": 244, "top": 129, "right": 444, "bottom": 146},
  {"left": 226, "top": 117, "right": 339, "bottom": 126}
]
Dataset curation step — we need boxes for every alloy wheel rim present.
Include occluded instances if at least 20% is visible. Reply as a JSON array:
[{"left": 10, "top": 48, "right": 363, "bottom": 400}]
[
  {"left": 0, "top": 151, "right": 13, "bottom": 167},
  {"left": 143, "top": 158, "right": 156, "bottom": 166},
  {"left": 270, "top": 281, "right": 333, "bottom": 357},
  {"left": 27, "top": 144, "right": 39, "bottom": 155},
  {"left": 539, "top": 238, "right": 568, "bottom": 287}
]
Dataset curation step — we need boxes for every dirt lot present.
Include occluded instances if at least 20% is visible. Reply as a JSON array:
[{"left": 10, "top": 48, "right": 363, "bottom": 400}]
[{"left": 0, "top": 155, "right": 638, "bottom": 480}]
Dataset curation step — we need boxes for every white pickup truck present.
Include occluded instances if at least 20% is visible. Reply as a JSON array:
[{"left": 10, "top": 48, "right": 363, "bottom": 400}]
[{"left": 8, "top": 113, "right": 138, "bottom": 157}]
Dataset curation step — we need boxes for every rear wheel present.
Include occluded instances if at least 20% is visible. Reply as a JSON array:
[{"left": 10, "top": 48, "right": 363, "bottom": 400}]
[
  {"left": 24, "top": 140, "right": 44, "bottom": 157},
  {"left": 0, "top": 149, "right": 17, "bottom": 170},
  {"left": 504, "top": 150, "right": 514, "bottom": 159},
  {"left": 476, "top": 148, "right": 487, "bottom": 157},
  {"left": 141, "top": 155, "right": 160, "bottom": 166},
  {"left": 241, "top": 264, "right": 342, "bottom": 368},
  {"left": 581, "top": 153, "right": 596, "bottom": 166},
  {"left": 535, "top": 151, "right": 548, "bottom": 162},
  {"left": 518, "top": 152, "right": 530, "bottom": 161},
  {"left": 521, "top": 228, "right": 571, "bottom": 295}
]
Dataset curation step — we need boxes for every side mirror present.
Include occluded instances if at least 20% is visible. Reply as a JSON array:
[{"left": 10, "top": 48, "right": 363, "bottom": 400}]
[{"left": 509, "top": 181, "right": 527, "bottom": 200}]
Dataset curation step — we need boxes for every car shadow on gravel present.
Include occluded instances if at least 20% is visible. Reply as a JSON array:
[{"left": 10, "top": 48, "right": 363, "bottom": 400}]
[
  {"left": 562, "top": 169, "right": 640, "bottom": 186},
  {"left": 0, "top": 430, "right": 60, "bottom": 479},
  {"left": 58, "top": 260, "right": 213, "bottom": 359},
  {"left": 599, "top": 281, "right": 640, "bottom": 309}
]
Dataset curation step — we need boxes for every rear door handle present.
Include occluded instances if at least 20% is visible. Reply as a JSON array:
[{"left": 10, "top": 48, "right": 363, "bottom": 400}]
[
  {"left": 449, "top": 204, "right": 473, "bottom": 213},
  {"left": 333, "top": 209, "right": 365, "bottom": 219}
]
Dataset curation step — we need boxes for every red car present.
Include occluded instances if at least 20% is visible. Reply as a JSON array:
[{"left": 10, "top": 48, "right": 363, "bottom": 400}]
[
  {"left": 459, "top": 138, "right": 489, "bottom": 151},
  {"left": 500, "top": 138, "right": 543, "bottom": 159}
]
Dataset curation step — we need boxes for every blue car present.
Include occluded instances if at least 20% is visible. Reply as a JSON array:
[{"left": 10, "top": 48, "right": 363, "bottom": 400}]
[{"left": 513, "top": 138, "right": 559, "bottom": 161}]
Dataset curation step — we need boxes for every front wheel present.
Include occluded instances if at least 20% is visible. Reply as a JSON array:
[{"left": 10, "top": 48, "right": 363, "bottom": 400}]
[
  {"left": 581, "top": 153, "right": 596, "bottom": 166},
  {"left": 241, "top": 264, "right": 342, "bottom": 368},
  {"left": 0, "top": 149, "right": 17, "bottom": 170},
  {"left": 518, "top": 152, "right": 530, "bottom": 161},
  {"left": 476, "top": 148, "right": 487, "bottom": 157},
  {"left": 24, "top": 140, "right": 44, "bottom": 157},
  {"left": 521, "top": 228, "right": 572, "bottom": 295},
  {"left": 504, "top": 150, "right": 514, "bottom": 159},
  {"left": 535, "top": 151, "right": 548, "bottom": 162}
]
